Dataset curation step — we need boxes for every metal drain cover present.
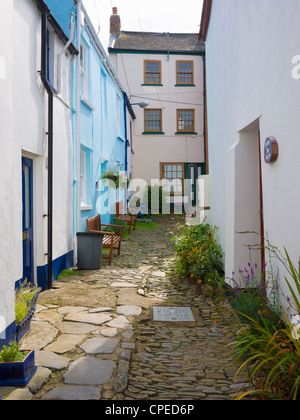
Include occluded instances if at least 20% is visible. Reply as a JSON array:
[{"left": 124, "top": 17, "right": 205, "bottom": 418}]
[{"left": 153, "top": 306, "right": 195, "bottom": 322}]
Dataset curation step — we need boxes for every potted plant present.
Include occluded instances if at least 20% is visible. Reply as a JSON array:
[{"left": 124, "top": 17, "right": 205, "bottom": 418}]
[
  {"left": 0, "top": 342, "right": 36, "bottom": 387},
  {"left": 15, "top": 283, "right": 38, "bottom": 343}
]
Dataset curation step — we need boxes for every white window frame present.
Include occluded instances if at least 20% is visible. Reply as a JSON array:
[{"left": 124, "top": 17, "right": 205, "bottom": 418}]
[
  {"left": 80, "top": 149, "right": 87, "bottom": 206},
  {"left": 80, "top": 43, "right": 88, "bottom": 100}
]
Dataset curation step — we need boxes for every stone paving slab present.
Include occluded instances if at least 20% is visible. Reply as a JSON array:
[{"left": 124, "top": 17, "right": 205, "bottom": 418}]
[
  {"left": 45, "top": 334, "right": 87, "bottom": 354},
  {"left": 42, "top": 386, "right": 101, "bottom": 401},
  {"left": 64, "top": 357, "right": 115, "bottom": 385},
  {"left": 80, "top": 338, "right": 120, "bottom": 354},
  {"left": 63, "top": 313, "right": 112, "bottom": 325}
]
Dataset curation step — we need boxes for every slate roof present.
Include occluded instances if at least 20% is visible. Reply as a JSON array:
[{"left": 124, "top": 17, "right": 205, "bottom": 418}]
[{"left": 109, "top": 31, "right": 205, "bottom": 54}]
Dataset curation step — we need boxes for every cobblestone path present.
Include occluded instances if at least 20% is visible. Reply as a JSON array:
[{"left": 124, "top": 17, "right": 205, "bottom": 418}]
[{"left": 1, "top": 215, "right": 248, "bottom": 401}]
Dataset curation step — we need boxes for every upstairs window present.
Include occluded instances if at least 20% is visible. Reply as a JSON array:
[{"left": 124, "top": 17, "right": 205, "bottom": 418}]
[
  {"left": 177, "top": 109, "right": 195, "bottom": 133},
  {"left": 144, "top": 109, "right": 162, "bottom": 133},
  {"left": 144, "top": 60, "right": 162, "bottom": 85},
  {"left": 176, "top": 61, "right": 194, "bottom": 85},
  {"left": 80, "top": 43, "right": 88, "bottom": 99}
]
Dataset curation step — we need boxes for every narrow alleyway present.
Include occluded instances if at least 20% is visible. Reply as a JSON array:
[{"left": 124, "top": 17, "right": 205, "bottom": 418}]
[{"left": 2, "top": 216, "right": 248, "bottom": 401}]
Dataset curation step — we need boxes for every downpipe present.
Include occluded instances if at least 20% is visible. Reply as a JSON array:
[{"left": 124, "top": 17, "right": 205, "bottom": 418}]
[{"left": 40, "top": 7, "right": 54, "bottom": 290}]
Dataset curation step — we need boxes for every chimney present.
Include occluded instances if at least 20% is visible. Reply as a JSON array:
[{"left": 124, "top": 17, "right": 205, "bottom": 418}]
[{"left": 110, "top": 7, "right": 121, "bottom": 38}]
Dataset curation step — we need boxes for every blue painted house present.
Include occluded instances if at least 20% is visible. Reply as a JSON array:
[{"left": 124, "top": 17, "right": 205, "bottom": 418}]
[{"left": 45, "top": 0, "right": 134, "bottom": 246}]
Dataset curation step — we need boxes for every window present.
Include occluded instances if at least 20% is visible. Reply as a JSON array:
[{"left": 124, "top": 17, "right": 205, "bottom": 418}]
[
  {"left": 80, "top": 43, "right": 88, "bottom": 99},
  {"left": 144, "top": 60, "right": 161, "bottom": 85},
  {"left": 177, "top": 109, "right": 195, "bottom": 133},
  {"left": 144, "top": 109, "right": 162, "bottom": 133},
  {"left": 80, "top": 149, "right": 87, "bottom": 206},
  {"left": 176, "top": 61, "right": 194, "bottom": 85},
  {"left": 160, "top": 163, "right": 184, "bottom": 195}
]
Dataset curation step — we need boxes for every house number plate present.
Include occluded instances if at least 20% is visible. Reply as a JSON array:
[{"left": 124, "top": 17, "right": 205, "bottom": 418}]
[{"left": 153, "top": 306, "right": 195, "bottom": 322}]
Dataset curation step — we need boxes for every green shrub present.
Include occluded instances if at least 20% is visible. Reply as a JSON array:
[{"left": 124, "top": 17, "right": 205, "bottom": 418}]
[
  {"left": 171, "top": 221, "right": 224, "bottom": 285},
  {"left": 0, "top": 342, "right": 28, "bottom": 363}
]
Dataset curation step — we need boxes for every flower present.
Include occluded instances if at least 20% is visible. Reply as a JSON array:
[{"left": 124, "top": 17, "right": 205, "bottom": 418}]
[
  {"left": 190, "top": 274, "right": 194, "bottom": 279},
  {"left": 197, "top": 280, "right": 202, "bottom": 284}
]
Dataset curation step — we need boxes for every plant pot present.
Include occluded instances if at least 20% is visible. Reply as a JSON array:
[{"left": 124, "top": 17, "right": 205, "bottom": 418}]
[
  {"left": 16, "top": 309, "right": 35, "bottom": 343},
  {"left": 0, "top": 350, "right": 37, "bottom": 387},
  {"left": 27, "top": 288, "right": 41, "bottom": 311}
]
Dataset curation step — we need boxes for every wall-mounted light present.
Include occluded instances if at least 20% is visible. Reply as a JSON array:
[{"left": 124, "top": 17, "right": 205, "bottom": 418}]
[{"left": 130, "top": 101, "right": 149, "bottom": 109}]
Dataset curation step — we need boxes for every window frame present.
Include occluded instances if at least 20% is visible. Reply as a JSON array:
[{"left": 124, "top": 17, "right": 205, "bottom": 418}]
[
  {"left": 144, "top": 60, "right": 162, "bottom": 85},
  {"left": 80, "top": 42, "right": 89, "bottom": 99},
  {"left": 144, "top": 108, "right": 163, "bottom": 133},
  {"left": 80, "top": 148, "right": 87, "bottom": 206},
  {"left": 176, "top": 60, "right": 194, "bottom": 85},
  {"left": 160, "top": 163, "right": 185, "bottom": 196},
  {"left": 176, "top": 109, "right": 195, "bottom": 133}
]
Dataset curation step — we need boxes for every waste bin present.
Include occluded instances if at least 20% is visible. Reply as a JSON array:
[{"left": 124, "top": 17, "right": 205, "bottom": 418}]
[{"left": 76, "top": 232, "right": 104, "bottom": 270}]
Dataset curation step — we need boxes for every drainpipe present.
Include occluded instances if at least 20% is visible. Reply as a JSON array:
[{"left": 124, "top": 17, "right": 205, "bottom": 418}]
[
  {"left": 40, "top": 7, "right": 54, "bottom": 290},
  {"left": 202, "top": 53, "right": 207, "bottom": 175}
]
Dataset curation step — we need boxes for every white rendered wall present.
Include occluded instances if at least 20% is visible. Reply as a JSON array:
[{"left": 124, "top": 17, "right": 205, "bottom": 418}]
[{"left": 205, "top": 0, "right": 300, "bottom": 300}]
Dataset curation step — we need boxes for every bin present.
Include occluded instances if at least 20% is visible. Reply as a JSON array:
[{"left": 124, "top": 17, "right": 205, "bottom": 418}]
[{"left": 76, "top": 232, "right": 104, "bottom": 270}]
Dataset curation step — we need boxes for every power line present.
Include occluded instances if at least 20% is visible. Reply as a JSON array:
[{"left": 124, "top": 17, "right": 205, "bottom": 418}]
[{"left": 131, "top": 94, "right": 203, "bottom": 107}]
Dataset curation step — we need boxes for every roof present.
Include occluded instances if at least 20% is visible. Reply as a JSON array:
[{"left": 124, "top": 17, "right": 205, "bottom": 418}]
[{"left": 109, "top": 31, "right": 205, "bottom": 55}]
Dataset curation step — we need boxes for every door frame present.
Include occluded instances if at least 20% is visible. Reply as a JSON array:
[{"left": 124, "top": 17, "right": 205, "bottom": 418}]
[{"left": 22, "top": 157, "right": 34, "bottom": 285}]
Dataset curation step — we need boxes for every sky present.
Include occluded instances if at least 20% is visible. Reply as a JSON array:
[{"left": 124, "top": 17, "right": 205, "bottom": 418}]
[{"left": 83, "top": 0, "right": 204, "bottom": 52}]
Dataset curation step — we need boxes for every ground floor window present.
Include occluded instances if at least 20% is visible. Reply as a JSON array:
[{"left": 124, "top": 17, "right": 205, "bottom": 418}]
[{"left": 160, "top": 163, "right": 184, "bottom": 195}]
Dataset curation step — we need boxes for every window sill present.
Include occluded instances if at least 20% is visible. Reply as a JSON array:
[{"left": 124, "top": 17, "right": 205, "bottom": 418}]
[
  {"left": 81, "top": 204, "right": 93, "bottom": 211},
  {"left": 142, "top": 132, "right": 165, "bottom": 135},
  {"left": 175, "top": 84, "right": 196, "bottom": 87},
  {"left": 141, "top": 84, "right": 163, "bottom": 86},
  {"left": 175, "top": 132, "right": 198, "bottom": 135},
  {"left": 81, "top": 96, "right": 95, "bottom": 111}
]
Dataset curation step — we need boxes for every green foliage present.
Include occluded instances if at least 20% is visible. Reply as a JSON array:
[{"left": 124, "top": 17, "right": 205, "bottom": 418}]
[
  {"left": 135, "top": 221, "right": 158, "bottom": 230},
  {"left": 57, "top": 269, "right": 84, "bottom": 280},
  {"left": 103, "top": 219, "right": 127, "bottom": 235},
  {"left": 0, "top": 342, "right": 28, "bottom": 363},
  {"left": 171, "top": 221, "right": 224, "bottom": 285},
  {"left": 142, "top": 185, "right": 168, "bottom": 215},
  {"left": 102, "top": 171, "right": 129, "bottom": 189},
  {"left": 283, "top": 248, "right": 300, "bottom": 315},
  {"left": 230, "top": 312, "right": 300, "bottom": 400}
]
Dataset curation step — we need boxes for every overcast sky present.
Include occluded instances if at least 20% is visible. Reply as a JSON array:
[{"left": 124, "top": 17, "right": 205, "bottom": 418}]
[{"left": 83, "top": 0, "right": 204, "bottom": 52}]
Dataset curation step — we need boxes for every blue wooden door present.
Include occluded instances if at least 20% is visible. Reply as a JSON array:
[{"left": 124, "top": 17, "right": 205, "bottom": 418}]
[{"left": 22, "top": 157, "right": 34, "bottom": 285}]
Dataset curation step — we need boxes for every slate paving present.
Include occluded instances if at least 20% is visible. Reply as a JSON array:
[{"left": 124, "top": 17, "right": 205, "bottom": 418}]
[{"left": 1, "top": 215, "right": 248, "bottom": 401}]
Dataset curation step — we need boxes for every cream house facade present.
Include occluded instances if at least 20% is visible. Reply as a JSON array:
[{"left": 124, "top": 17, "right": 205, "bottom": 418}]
[
  {"left": 200, "top": 0, "right": 300, "bottom": 307},
  {"left": 108, "top": 9, "right": 206, "bottom": 210}
]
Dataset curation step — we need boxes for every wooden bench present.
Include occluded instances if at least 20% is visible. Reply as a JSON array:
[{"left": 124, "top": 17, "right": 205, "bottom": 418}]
[
  {"left": 115, "top": 201, "right": 137, "bottom": 234},
  {"left": 86, "top": 214, "right": 123, "bottom": 266}
]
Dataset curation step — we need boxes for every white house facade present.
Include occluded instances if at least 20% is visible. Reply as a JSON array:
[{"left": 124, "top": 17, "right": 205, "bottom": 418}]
[
  {"left": 200, "top": 0, "right": 300, "bottom": 306},
  {"left": 0, "top": 0, "right": 77, "bottom": 345},
  {"left": 109, "top": 8, "right": 207, "bottom": 211}
]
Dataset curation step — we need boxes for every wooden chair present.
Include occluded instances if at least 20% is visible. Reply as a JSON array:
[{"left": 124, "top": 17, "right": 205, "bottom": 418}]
[
  {"left": 86, "top": 215, "right": 123, "bottom": 266},
  {"left": 115, "top": 201, "right": 137, "bottom": 234}
]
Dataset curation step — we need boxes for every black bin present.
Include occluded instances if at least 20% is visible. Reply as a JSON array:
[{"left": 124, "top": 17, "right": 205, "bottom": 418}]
[{"left": 76, "top": 232, "right": 104, "bottom": 270}]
